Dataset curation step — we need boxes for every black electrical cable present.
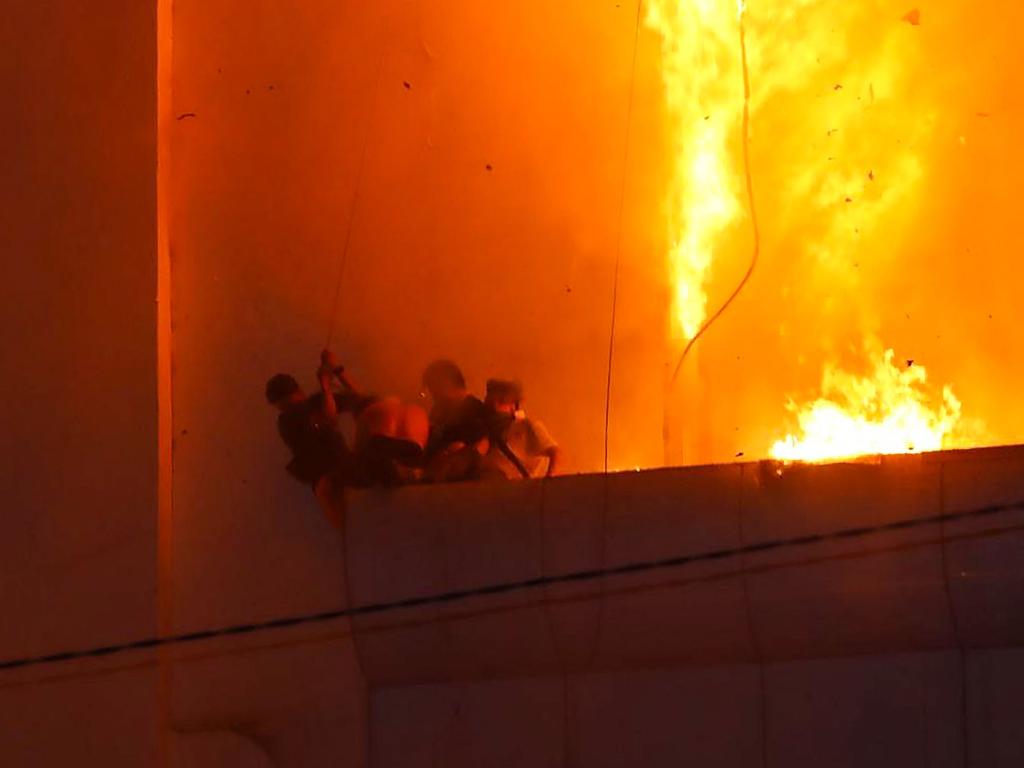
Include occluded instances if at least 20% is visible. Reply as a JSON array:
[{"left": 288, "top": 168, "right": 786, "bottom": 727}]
[
  {"left": 604, "top": 0, "right": 645, "bottom": 474},
  {"left": 8, "top": 512, "right": 1022, "bottom": 694},
  {"left": 324, "top": 18, "right": 390, "bottom": 350},
  {"left": 2, "top": 497, "right": 1021, "bottom": 674}
]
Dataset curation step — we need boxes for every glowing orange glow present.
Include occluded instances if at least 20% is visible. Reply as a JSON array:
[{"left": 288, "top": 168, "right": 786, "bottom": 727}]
[
  {"left": 769, "top": 342, "right": 975, "bottom": 462},
  {"left": 646, "top": 1, "right": 991, "bottom": 462},
  {"left": 645, "top": 0, "right": 745, "bottom": 339}
]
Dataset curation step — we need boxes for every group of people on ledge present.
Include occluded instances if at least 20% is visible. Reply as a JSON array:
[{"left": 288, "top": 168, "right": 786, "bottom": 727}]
[{"left": 265, "top": 350, "right": 560, "bottom": 522}]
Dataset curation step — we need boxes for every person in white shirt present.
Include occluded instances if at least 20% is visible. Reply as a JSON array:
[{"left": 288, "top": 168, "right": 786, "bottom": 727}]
[{"left": 481, "top": 379, "right": 561, "bottom": 480}]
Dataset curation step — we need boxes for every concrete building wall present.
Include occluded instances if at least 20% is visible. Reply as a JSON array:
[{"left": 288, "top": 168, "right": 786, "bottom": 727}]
[
  {"left": 368, "top": 650, "right": 1024, "bottom": 768},
  {"left": 4, "top": 440, "right": 1023, "bottom": 766},
  {"left": 2, "top": 2, "right": 1023, "bottom": 767},
  {"left": 165, "top": 0, "right": 1024, "bottom": 483},
  {"left": 353, "top": 447, "right": 1024, "bottom": 768},
  {"left": 167, "top": 0, "right": 673, "bottom": 491},
  {"left": 0, "top": 1, "right": 161, "bottom": 764},
  {"left": 159, "top": 3, "right": 1024, "bottom": 756},
  {"left": 162, "top": 4, "right": 670, "bottom": 756}
]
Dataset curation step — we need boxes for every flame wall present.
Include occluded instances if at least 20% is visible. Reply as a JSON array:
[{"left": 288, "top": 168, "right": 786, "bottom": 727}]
[
  {"left": 170, "top": 0, "right": 1024, "bottom": 493},
  {"left": 652, "top": 0, "right": 1024, "bottom": 463}
]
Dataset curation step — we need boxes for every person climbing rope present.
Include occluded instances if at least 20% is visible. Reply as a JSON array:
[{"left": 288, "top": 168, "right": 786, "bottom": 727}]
[
  {"left": 264, "top": 350, "right": 369, "bottom": 523},
  {"left": 266, "top": 350, "right": 429, "bottom": 526}
]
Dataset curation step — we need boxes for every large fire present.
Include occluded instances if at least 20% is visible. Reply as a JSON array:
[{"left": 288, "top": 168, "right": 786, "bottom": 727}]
[
  {"left": 645, "top": 0, "right": 985, "bottom": 462},
  {"left": 769, "top": 342, "right": 965, "bottom": 462},
  {"left": 645, "top": 0, "right": 746, "bottom": 340}
]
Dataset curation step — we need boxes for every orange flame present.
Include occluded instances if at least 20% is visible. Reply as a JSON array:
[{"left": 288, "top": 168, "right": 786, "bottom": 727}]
[
  {"left": 645, "top": 0, "right": 745, "bottom": 339},
  {"left": 646, "top": 1, "right": 986, "bottom": 462},
  {"left": 770, "top": 343, "right": 966, "bottom": 462}
]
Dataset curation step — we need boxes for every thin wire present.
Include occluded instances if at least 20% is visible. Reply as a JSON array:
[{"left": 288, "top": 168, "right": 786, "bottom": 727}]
[
  {"left": 7, "top": 513, "right": 1024, "bottom": 692},
  {"left": 592, "top": 0, "right": 646, "bottom": 677},
  {"left": 2, "top": 497, "right": 1021, "bottom": 675},
  {"left": 324, "top": 27, "right": 390, "bottom": 350},
  {"left": 664, "top": 6, "right": 761, "bottom": 459},
  {"left": 604, "top": 0, "right": 646, "bottom": 473}
]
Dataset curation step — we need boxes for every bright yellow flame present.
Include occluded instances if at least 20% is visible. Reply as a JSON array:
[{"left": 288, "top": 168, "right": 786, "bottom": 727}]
[
  {"left": 647, "top": 1, "right": 986, "bottom": 463},
  {"left": 770, "top": 343, "right": 965, "bottom": 462},
  {"left": 645, "top": 0, "right": 744, "bottom": 339},
  {"left": 647, "top": 0, "right": 933, "bottom": 336}
]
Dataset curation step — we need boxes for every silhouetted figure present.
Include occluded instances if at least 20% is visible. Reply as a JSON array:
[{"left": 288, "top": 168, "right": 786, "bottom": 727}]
[
  {"left": 267, "top": 350, "right": 432, "bottom": 524},
  {"left": 481, "top": 379, "right": 560, "bottom": 479},
  {"left": 421, "top": 359, "right": 489, "bottom": 482},
  {"left": 265, "top": 351, "right": 375, "bottom": 524}
]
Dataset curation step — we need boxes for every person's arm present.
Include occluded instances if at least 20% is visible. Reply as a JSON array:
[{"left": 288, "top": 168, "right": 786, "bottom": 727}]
[
  {"left": 321, "top": 349, "right": 365, "bottom": 396},
  {"left": 337, "top": 369, "right": 363, "bottom": 396},
  {"left": 320, "top": 348, "right": 374, "bottom": 415},
  {"left": 543, "top": 446, "right": 561, "bottom": 477},
  {"left": 318, "top": 364, "right": 338, "bottom": 421},
  {"left": 527, "top": 419, "right": 560, "bottom": 477}
]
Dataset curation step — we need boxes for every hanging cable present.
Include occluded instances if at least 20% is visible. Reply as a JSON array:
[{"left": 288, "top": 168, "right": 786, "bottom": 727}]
[
  {"left": 664, "top": 3, "right": 761, "bottom": 460},
  {"left": 604, "top": 0, "right": 646, "bottom": 473},
  {"left": 324, "top": 26, "right": 391, "bottom": 350},
  {"left": 2, "top": 497, "right": 1021, "bottom": 675}
]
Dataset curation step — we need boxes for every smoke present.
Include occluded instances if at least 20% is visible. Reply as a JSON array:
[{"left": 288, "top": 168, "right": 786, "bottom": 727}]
[{"left": 171, "top": 0, "right": 1024, "bottom": 483}]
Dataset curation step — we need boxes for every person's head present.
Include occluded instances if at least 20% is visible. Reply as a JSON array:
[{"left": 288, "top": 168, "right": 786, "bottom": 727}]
[
  {"left": 485, "top": 379, "right": 523, "bottom": 415},
  {"left": 265, "top": 373, "right": 304, "bottom": 411},
  {"left": 421, "top": 360, "right": 467, "bottom": 409}
]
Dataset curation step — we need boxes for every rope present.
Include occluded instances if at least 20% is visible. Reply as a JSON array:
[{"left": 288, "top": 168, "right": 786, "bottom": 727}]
[
  {"left": 590, "top": 0, "right": 646, "bottom": 679},
  {"left": 3, "top": 497, "right": 1021, "bottom": 674},
  {"left": 604, "top": 0, "right": 645, "bottom": 473},
  {"left": 324, "top": 28, "right": 390, "bottom": 349},
  {"left": 664, "top": 4, "right": 761, "bottom": 460}
]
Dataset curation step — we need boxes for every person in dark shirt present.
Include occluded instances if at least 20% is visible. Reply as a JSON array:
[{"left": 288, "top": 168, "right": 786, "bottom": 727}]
[
  {"left": 266, "top": 350, "right": 374, "bottom": 524},
  {"left": 421, "top": 359, "right": 489, "bottom": 482}
]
